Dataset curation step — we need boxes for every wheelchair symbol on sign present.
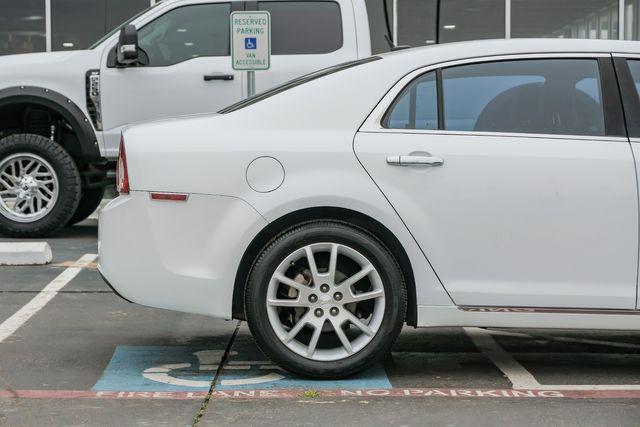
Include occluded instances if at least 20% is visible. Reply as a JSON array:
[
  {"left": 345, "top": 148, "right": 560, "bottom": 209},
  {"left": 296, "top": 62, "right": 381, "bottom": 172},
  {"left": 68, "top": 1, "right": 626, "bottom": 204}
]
[
  {"left": 142, "top": 350, "right": 285, "bottom": 387},
  {"left": 245, "top": 37, "right": 257, "bottom": 50}
]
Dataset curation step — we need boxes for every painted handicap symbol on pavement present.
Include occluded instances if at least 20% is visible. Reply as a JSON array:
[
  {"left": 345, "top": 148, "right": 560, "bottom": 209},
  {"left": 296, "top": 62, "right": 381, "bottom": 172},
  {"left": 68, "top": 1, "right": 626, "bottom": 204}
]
[{"left": 93, "top": 345, "right": 391, "bottom": 392}]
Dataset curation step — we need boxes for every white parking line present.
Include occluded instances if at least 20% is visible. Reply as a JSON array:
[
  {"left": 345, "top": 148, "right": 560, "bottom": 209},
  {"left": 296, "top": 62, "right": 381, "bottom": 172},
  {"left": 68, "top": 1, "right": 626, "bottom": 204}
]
[
  {"left": 467, "top": 326, "right": 640, "bottom": 391},
  {"left": 0, "top": 253, "right": 97, "bottom": 343},
  {"left": 464, "top": 327, "right": 542, "bottom": 389}
]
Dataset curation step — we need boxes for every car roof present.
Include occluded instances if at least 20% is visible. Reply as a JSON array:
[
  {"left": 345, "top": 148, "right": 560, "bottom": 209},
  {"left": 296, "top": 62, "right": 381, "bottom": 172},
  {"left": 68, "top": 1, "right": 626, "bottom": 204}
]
[{"left": 379, "top": 38, "right": 640, "bottom": 69}]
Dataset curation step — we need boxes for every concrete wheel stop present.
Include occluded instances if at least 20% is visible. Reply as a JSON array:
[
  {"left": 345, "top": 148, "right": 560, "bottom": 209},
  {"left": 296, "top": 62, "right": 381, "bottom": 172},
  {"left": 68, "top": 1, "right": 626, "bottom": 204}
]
[{"left": 0, "top": 242, "right": 52, "bottom": 265}]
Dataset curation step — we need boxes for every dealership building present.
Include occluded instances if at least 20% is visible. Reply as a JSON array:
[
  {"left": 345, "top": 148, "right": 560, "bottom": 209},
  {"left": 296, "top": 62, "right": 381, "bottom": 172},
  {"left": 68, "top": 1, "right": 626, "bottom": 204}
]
[{"left": 2, "top": 0, "right": 640, "bottom": 56}]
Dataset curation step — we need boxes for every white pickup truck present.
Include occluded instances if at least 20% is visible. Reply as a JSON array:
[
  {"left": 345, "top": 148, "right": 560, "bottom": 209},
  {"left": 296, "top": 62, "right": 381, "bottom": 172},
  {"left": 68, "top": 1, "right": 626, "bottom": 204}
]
[{"left": 0, "top": 0, "right": 393, "bottom": 236}]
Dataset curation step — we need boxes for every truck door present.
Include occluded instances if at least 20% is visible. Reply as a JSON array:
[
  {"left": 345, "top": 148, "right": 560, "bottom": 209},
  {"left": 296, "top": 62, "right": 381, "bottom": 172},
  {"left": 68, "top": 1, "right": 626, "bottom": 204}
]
[
  {"left": 252, "top": 0, "right": 358, "bottom": 94},
  {"left": 100, "top": 2, "right": 243, "bottom": 158}
]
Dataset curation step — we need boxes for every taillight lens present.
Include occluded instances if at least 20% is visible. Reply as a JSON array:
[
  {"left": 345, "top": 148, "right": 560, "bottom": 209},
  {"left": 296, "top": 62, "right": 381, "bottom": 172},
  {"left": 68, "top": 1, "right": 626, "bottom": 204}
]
[{"left": 116, "top": 136, "right": 130, "bottom": 194}]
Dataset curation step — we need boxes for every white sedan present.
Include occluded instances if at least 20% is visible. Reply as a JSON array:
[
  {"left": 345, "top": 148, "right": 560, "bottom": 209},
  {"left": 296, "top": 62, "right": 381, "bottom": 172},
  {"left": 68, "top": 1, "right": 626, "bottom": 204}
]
[{"left": 99, "top": 39, "right": 640, "bottom": 378}]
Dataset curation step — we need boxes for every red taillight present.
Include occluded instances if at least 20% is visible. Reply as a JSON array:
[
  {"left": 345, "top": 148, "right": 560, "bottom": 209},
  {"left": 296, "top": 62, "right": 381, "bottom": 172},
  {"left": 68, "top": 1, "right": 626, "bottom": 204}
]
[{"left": 116, "top": 136, "right": 130, "bottom": 194}]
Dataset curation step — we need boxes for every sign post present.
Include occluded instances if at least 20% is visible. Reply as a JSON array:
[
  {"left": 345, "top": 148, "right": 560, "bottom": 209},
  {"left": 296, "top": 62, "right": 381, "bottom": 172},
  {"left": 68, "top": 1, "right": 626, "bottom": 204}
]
[{"left": 231, "top": 11, "right": 271, "bottom": 98}]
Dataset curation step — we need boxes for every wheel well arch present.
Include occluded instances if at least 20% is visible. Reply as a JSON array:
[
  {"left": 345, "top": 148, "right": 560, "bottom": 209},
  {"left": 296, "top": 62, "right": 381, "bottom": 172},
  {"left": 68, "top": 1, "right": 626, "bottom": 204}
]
[
  {"left": 232, "top": 206, "right": 418, "bottom": 326},
  {"left": 0, "top": 86, "right": 102, "bottom": 165}
]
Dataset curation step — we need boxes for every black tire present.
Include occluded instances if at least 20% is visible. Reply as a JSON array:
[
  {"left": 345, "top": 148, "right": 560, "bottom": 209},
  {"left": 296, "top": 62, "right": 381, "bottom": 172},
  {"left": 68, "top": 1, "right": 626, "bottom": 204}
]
[
  {"left": 245, "top": 220, "right": 407, "bottom": 379},
  {"left": 67, "top": 186, "right": 105, "bottom": 225},
  {"left": 0, "top": 134, "right": 81, "bottom": 237}
]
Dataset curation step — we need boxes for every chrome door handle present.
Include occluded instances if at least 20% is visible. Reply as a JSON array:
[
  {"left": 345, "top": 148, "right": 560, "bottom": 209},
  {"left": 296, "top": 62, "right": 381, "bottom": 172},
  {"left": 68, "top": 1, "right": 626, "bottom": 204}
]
[{"left": 386, "top": 155, "right": 444, "bottom": 166}]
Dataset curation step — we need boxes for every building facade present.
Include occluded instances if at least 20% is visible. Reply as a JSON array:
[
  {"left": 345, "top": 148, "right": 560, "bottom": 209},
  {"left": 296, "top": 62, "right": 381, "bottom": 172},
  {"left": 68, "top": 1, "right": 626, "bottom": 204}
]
[{"left": 2, "top": 0, "right": 640, "bottom": 56}]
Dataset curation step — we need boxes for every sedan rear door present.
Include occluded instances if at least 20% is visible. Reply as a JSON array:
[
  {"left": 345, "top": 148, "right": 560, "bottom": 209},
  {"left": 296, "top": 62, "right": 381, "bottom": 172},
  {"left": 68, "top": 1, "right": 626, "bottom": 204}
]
[{"left": 355, "top": 55, "right": 638, "bottom": 310}]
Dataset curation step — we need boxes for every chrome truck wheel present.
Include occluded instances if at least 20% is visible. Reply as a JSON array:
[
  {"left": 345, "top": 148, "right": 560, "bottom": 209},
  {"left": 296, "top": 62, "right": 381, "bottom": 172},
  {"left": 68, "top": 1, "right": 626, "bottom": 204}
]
[
  {"left": 0, "top": 153, "right": 59, "bottom": 223},
  {"left": 0, "top": 134, "right": 80, "bottom": 237}
]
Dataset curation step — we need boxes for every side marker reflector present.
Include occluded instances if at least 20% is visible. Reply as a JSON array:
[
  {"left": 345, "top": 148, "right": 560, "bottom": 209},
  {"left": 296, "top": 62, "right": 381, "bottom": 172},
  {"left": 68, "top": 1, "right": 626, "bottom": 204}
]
[{"left": 150, "top": 193, "right": 189, "bottom": 201}]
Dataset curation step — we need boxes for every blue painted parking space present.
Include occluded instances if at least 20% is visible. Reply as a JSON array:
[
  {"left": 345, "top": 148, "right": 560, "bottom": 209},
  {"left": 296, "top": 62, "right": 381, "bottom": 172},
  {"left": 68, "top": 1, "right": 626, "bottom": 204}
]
[{"left": 92, "top": 345, "right": 391, "bottom": 392}]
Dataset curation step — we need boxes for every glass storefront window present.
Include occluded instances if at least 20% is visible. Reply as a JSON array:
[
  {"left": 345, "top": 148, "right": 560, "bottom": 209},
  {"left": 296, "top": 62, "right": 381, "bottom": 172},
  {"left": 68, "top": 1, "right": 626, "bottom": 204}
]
[
  {"left": 439, "top": 0, "right": 505, "bottom": 43},
  {"left": 512, "top": 0, "right": 619, "bottom": 39},
  {"left": 365, "top": 0, "right": 393, "bottom": 54},
  {"left": 398, "top": 0, "right": 437, "bottom": 47},
  {"left": 52, "top": 0, "right": 150, "bottom": 51},
  {"left": 52, "top": 0, "right": 107, "bottom": 51},
  {"left": 0, "top": 0, "right": 46, "bottom": 55},
  {"left": 106, "top": 0, "right": 152, "bottom": 31},
  {"left": 625, "top": 0, "right": 640, "bottom": 39}
]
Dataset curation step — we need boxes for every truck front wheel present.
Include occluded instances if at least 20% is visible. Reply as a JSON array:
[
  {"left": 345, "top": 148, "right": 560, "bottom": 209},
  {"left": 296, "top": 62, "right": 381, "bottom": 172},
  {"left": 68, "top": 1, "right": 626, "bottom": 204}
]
[{"left": 0, "top": 133, "right": 81, "bottom": 237}]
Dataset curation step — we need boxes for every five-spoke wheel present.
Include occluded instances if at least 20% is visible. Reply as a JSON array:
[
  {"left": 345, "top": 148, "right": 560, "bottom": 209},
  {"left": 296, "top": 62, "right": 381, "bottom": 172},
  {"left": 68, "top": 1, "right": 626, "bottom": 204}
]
[{"left": 245, "top": 221, "right": 406, "bottom": 378}]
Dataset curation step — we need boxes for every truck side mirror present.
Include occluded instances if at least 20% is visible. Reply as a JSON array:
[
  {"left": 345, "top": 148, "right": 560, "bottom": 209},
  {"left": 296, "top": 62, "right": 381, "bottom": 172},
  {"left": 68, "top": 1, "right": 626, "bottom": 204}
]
[{"left": 116, "top": 24, "right": 139, "bottom": 65}]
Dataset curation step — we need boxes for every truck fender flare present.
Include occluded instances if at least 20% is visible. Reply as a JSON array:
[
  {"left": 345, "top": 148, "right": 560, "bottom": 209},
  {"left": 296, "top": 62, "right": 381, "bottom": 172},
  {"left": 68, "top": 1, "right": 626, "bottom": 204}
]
[{"left": 0, "top": 86, "right": 102, "bottom": 162}]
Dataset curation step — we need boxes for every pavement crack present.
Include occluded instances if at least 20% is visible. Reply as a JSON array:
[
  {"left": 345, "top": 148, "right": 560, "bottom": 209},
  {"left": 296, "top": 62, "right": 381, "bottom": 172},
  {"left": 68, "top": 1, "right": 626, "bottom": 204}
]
[
  {"left": 192, "top": 320, "right": 241, "bottom": 426},
  {"left": 0, "top": 373, "right": 18, "bottom": 398}
]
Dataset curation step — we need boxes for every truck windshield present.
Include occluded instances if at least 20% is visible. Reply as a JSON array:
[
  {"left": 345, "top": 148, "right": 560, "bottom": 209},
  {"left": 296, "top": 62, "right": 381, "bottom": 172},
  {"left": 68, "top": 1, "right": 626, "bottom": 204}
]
[
  {"left": 90, "top": 2, "right": 162, "bottom": 49},
  {"left": 218, "top": 56, "right": 381, "bottom": 114}
]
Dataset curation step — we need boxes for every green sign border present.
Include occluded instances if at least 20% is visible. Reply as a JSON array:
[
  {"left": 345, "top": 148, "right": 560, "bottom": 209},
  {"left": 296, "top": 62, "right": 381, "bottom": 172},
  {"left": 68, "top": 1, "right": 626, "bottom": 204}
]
[{"left": 230, "top": 11, "right": 271, "bottom": 71}]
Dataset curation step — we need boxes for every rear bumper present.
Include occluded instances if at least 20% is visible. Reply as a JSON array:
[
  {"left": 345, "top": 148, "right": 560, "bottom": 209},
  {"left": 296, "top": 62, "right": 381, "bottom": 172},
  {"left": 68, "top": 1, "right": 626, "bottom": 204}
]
[{"left": 98, "top": 191, "right": 268, "bottom": 318}]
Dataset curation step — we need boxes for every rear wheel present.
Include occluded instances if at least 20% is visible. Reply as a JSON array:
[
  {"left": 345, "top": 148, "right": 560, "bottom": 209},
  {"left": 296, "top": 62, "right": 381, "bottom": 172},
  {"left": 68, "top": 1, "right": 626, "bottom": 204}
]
[
  {"left": 0, "top": 133, "right": 81, "bottom": 237},
  {"left": 245, "top": 221, "right": 406, "bottom": 378}
]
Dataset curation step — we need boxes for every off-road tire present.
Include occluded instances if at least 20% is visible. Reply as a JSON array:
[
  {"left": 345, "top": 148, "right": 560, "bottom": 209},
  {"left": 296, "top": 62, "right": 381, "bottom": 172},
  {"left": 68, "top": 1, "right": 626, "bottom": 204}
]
[{"left": 0, "top": 133, "right": 81, "bottom": 237}]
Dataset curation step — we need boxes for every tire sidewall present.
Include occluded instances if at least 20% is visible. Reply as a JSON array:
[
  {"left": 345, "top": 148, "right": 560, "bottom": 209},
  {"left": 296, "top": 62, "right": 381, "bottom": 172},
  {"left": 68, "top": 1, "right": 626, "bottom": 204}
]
[
  {"left": 246, "top": 222, "right": 406, "bottom": 378},
  {"left": 0, "top": 134, "right": 80, "bottom": 236}
]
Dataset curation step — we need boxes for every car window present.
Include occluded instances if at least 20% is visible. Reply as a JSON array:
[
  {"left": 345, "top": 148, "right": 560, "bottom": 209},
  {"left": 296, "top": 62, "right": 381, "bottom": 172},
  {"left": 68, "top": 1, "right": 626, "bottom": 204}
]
[
  {"left": 138, "top": 3, "right": 230, "bottom": 66},
  {"left": 626, "top": 59, "right": 640, "bottom": 96},
  {"left": 384, "top": 72, "right": 438, "bottom": 129},
  {"left": 443, "top": 59, "right": 605, "bottom": 136},
  {"left": 257, "top": 1, "right": 342, "bottom": 54}
]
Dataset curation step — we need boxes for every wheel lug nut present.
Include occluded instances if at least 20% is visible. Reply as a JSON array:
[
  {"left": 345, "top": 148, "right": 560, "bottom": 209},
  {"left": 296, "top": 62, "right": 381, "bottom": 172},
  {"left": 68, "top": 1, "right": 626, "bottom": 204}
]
[
  {"left": 333, "top": 292, "right": 343, "bottom": 301},
  {"left": 330, "top": 307, "right": 339, "bottom": 316},
  {"left": 320, "top": 284, "right": 330, "bottom": 293},
  {"left": 308, "top": 294, "right": 318, "bottom": 303},
  {"left": 314, "top": 308, "right": 324, "bottom": 317}
]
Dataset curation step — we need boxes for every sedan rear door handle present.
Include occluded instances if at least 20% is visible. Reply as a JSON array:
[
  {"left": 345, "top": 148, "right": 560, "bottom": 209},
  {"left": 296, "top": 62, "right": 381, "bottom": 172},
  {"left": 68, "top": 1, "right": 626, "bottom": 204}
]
[
  {"left": 386, "top": 155, "right": 444, "bottom": 166},
  {"left": 204, "top": 74, "right": 234, "bottom": 81}
]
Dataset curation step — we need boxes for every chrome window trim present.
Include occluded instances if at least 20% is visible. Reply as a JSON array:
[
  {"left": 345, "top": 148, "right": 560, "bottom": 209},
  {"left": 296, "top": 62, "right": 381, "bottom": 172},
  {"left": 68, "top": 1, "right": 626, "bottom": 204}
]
[
  {"left": 612, "top": 53, "right": 640, "bottom": 58},
  {"left": 358, "top": 129, "right": 627, "bottom": 143},
  {"left": 361, "top": 52, "right": 620, "bottom": 142}
]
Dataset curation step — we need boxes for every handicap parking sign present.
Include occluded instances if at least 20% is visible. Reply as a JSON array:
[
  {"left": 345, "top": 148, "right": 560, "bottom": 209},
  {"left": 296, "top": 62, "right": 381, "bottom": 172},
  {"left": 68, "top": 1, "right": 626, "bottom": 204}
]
[{"left": 245, "top": 37, "right": 257, "bottom": 50}]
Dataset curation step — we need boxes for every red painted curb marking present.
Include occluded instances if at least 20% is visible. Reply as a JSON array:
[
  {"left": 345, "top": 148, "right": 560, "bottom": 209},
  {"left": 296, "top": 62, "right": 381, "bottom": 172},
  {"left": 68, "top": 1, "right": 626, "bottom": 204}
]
[{"left": 2, "top": 388, "right": 640, "bottom": 400}]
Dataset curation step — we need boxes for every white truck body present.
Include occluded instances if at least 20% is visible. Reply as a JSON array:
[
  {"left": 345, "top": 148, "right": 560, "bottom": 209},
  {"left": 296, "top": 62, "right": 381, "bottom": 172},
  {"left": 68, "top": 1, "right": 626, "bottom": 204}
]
[{"left": 0, "top": 0, "right": 380, "bottom": 236}]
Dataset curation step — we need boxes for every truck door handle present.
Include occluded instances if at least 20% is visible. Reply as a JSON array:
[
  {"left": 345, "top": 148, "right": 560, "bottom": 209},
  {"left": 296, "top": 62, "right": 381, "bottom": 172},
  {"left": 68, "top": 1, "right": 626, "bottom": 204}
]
[
  {"left": 386, "top": 155, "right": 444, "bottom": 167},
  {"left": 204, "top": 74, "right": 234, "bottom": 81}
]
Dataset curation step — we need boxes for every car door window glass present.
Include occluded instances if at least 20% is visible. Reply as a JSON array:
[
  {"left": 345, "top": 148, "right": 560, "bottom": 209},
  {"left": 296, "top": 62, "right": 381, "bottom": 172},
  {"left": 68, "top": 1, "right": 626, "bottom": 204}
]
[
  {"left": 383, "top": 72, "right": 438, "bottom": 129},
  {"left": 257, "top": 1, "right": 343, "bottom": 54},
  {"left": 626, "top": 59, "right": 640, "bottom": 95},
  {"left": 443, "top": 59, "right": 605, "bottom": 136},
  {"left": 138, "top": 3, "right": 230, "bottom": 66}
]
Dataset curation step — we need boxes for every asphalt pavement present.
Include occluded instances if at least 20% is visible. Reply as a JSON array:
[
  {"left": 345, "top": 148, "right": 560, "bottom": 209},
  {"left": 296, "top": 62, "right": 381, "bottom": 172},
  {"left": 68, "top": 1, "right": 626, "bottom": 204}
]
[{"left": 1, "top": 211, "right": 640, "bottom": 426}]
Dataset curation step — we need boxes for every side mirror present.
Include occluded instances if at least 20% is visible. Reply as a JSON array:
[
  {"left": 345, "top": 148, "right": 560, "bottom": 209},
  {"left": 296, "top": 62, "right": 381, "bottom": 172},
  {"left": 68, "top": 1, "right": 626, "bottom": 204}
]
[{"left": 116, "top": 24, "right": 139, "bottom": 65}]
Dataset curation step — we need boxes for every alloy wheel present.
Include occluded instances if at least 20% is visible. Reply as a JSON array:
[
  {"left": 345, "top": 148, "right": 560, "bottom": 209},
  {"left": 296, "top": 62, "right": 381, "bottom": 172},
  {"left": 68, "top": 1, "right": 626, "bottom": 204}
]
[
  {"left": 265, "top": 242, "right": 386, "bottom": 361},
  {"left": 0, "top": 153, "right": 59, "bottom": 223}
]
